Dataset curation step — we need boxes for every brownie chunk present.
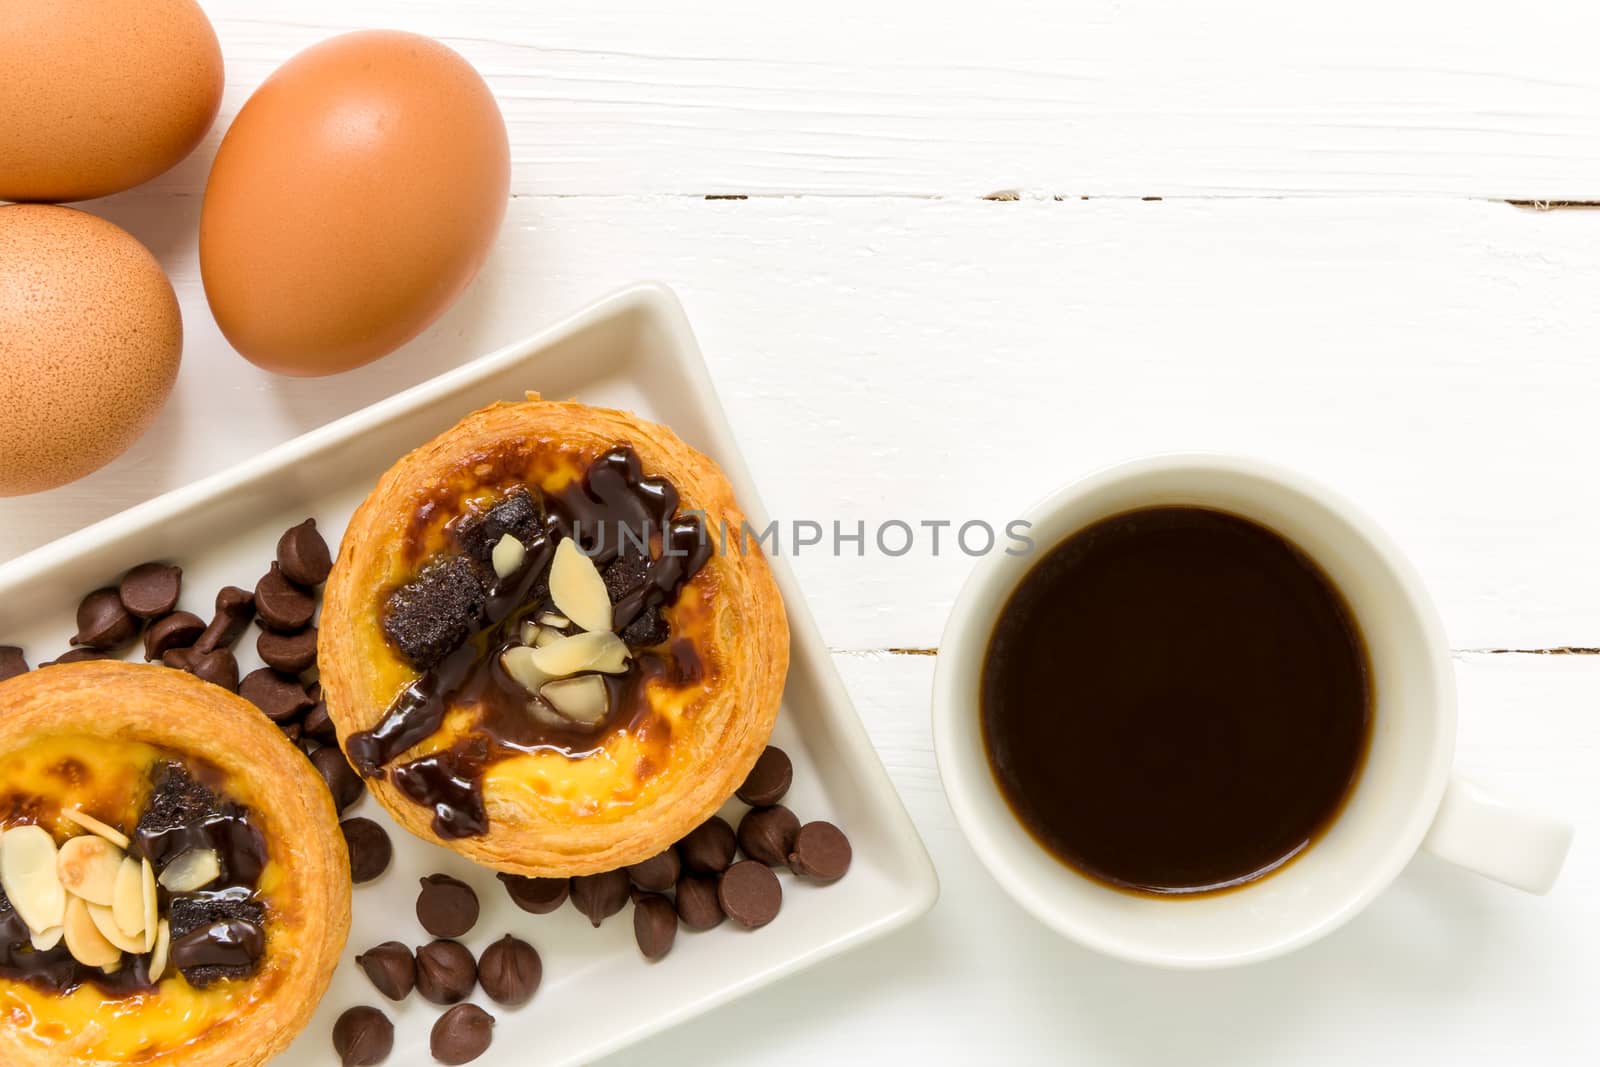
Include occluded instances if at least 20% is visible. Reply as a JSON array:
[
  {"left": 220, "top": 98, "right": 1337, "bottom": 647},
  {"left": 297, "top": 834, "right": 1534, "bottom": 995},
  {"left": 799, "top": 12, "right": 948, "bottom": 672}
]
[
  {"left": 382, "top": 556, "right": 488, "bottom": 670},
  {"left": 167, "top": 891, "right": 266, "bottom": 987},
  {"left": 604, "top": 553, "right": 669, "bottom": 646},
  {"left": 454, "top": 489, "right": 543, "bottom": 562},
  {"left": 134, "top": 761, "right": 222, "bottom": 865},
  {"left": 133, "top": 761, "right": 265, "bottom": 884},
  {"left": 602, "top": 552, "right": 650, "bottom": 601},
  {"left": 619, "top": 607, "right": 668, "bottom": 648}
]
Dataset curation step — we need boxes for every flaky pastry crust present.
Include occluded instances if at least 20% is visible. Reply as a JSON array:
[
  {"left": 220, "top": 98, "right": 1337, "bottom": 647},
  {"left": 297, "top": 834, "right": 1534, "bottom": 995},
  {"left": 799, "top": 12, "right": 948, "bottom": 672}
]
[
  {"left": 319, "top": 396, "right": 789, "bottom": 875},
  {"left": 0, "top": 662, "right": 350, "bottom": 1067}
]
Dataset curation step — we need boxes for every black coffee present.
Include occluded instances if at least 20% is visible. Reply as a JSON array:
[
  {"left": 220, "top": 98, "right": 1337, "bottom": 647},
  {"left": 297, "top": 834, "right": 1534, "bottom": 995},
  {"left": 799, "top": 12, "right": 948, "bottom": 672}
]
[{"left": 981, "top": 506, "right": 1371, "bottom": 896}]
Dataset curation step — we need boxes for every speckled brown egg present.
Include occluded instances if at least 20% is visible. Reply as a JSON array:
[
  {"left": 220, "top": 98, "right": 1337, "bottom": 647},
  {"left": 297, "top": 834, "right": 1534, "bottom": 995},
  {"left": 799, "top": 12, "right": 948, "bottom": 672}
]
[
  {"left": 0, "top": 205, "right": 182, "bottom": 496},
  {"left": 200, "top": 30, "right": 510, "bottom": 377},
  {"left": 0, "top": 0, "right": 224, "bottom": 202}
]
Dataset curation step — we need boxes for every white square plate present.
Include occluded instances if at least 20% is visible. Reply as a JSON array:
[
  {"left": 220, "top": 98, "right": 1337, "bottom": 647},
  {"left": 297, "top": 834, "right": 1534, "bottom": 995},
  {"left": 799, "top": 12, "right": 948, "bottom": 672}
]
[{"left": 0, "top": 284, "right": 938, "bottom": 1066}]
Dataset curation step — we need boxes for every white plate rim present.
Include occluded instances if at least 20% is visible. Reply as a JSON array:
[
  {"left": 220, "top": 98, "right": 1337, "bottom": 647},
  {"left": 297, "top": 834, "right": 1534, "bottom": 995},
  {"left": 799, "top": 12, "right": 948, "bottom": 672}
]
[{"left": 0, "top": 281, "right": 940, "bottom": 1065}]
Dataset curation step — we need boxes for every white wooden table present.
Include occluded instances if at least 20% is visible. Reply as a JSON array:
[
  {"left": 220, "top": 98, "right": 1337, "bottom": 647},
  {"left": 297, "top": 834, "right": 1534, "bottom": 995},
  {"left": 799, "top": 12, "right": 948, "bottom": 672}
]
[{"left": 3, "top": 2, "right": 1598, "bottom": 1062}]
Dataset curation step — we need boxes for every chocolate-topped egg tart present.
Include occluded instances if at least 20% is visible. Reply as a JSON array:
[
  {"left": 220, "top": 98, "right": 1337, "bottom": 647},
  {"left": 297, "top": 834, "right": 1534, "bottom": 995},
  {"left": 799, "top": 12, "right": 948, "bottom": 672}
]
[
  {"left": 319, "top": 395, "right": 789, "bottom": 876},
  {"left": 0, "top": 662, "right": 350, "bottom": 1067}
]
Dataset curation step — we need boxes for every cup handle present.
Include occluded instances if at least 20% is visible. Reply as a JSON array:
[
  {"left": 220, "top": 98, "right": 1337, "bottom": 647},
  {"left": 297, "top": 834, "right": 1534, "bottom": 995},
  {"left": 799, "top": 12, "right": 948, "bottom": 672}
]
[{"left": 1420, "top": 776, "right": 1574, "bottom": 894}]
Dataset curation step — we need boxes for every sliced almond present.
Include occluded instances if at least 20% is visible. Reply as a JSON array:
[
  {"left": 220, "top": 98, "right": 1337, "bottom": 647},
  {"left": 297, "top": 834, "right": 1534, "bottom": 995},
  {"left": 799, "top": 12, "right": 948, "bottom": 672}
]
[
  {"left": 89, "top": 902, "right": 146, "bottom": 954},
  {"left": 539, "top": 674, "right": 609, "bottom": 726},
  {"left": 140, "top": 858, "right": 158, "bottom": 952},
  {"left": 101, "top": 959, "right": 122, "bottom": 975},
  {"left": 525, "top": 697, "right": 571, "bottom": 730},
  {"left": 63, "top": 895, "right": 121, "bottom": 968},
  {"left": 60, "top": 808, "right": 130, "bottom": 850},
  {"left": 158, "top": 847, "right": 221, "bottom": 893},
  {"left": 491, "top": 533, "right": 526, "bottom": 579},
  {"left": 30, "top": 926, "right": 63, "bottom": 951},
  {"left": 1, "top": 825, "right": 67, "bottom": 934},
  {"left": 521, "top": 616, "right": 572, "bottom": 648},
  {"left": 111, "top": 856, "right": 144, "bottom": 939},
  {"left": 549, "top": 538, "right": 613, "bottom": 633},
  {"left": 148, "top": 918, "right": 172, "bottom": 983},
  {"left": 57, "top": 834, "right": 124, "bottom": 906},
  {"left": 529, "top": 630, "right": 629, "bottom": 678},
  {"left": 501, "top": 646, "right": 551, "bottom": 696}
]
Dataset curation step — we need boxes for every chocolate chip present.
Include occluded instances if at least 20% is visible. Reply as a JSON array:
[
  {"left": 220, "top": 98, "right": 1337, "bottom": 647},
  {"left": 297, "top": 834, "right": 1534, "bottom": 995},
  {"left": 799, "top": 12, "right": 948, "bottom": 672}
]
[
  {"left": 381, "top": 555, "right": 487, "bottom": 671},
  {"left": 161, "top": 643, "right": 235, "bottom": 688},
  {"left": 626, "top": 848, "right": 681, "bottom": 892},
  {"left": 71, "top": 587, "right": 138, "bottom": 650},
  {"left": 194, "top": 586, "right": 255, "bottom": 654},
  {"left": 341, "top": 818, "right": 392, "bottom": 883},
  {"left": 417, "top": 873, "right": 479, "bottom": 938},
  {"left": 278, "top": 518, "right": 333, "bottom": 587},
  {"left": 189, "top": 649, "right": 240, "bottom": 692},
  {"left": 632, "top": 893, "right": 678, "bottom": 961},
  {"left": 144, "top": 610, "right": 205, "bottom": 660},
  {"left": 239, "top": 668, "right": 313, "bottom": 722},
  {"left": 0, "top": 646, "right": 27, "bottom": 681},
  {"left": 415, "top": 939, "right": 477, "bottom": 1005},
  {"left": 496, "top": 872, "right": 569, "bottom": 915},
  {"left": 356, "top": 941, "right": 415, "bottom": 1001},
  {"left": 162, "top": 647, "right": 198, "bottom": 671},
  {"left": 738, "top": 805, "right": 800, "bottom": 867},
  {"left": 257, "top": 626, "right": 318, "bottom": 673},
  {"left": 431, "top": 1004, "right": 494, "bottom": 1065},
  {"left": 737, "top": 746, "right": 793, "bottom": 806},
  {"left": 674, "top": 874, "right": 724, "bottom": 931},
  {"left": 789, "top": 821, "right": 852, "bottom": 884},
  {"left": 255, "top": 562, "right": 316, "bottom": 632},
  {"left": 569, "top": 869, "right": 630, "bottom": 927},
  {"left": 312, "top": 746, "right": 365, "bottom": 812},
  {"left": 477, "top": 934, "right": 541, "bottom": 1007},
  {"left": 677, "top": 815, "right": 736, "bottom": 875},
  {"left": 46, "top": 647, "right": 109, "bottom": 666},
  {"left": 302, "top": 699, "right": 338, "bottom": 744},
  {"left": 280, "top": 720, "right": 303, "bottom": 745},
  {"left": 119, "top": 562, "right": 182, "bottom": 619},
  {"left": 333, "top": 1005, "right": 393, "bottom": 1067},
  {"left": 718, "top": 860, "right": 783, "bottom": 929}
]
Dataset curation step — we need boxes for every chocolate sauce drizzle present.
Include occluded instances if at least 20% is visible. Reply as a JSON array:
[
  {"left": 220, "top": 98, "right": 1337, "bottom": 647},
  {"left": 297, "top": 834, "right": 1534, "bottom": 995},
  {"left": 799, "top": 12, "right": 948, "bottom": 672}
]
[
  {"left": 348, "top": 446, "right": 714, "bottom": 839},
  {"left": 0, "top": 760, "right": 269, "bottom": 997}
]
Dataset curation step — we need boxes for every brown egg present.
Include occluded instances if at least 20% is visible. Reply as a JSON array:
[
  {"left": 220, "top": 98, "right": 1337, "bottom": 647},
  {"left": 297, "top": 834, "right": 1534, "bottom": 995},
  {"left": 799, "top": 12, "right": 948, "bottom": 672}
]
[
  {"left": 199, "top": 30, "right": 510, "bottom": 377},
  {"left": 0, "top": 205, "right": 182, "bottom": 496},
  {"left": 0, "top": 0, "right": 224, "bottom": 202}
]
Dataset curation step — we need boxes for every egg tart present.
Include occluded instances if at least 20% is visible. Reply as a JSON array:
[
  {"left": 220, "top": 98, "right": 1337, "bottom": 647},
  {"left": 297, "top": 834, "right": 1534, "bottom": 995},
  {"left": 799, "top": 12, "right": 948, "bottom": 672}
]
[
  {"left": 0, "top": 662, "right": 350, "bottom": 1067},
  {"left": 319, "top": 395, "right": 789, "bottom": 876}
]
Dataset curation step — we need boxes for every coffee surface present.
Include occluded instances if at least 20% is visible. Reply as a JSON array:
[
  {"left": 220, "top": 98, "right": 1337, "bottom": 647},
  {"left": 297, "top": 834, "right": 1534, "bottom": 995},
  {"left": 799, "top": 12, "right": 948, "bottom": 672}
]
[{"left": 981, "top": 506, "right": 1370, "bottom": 895}]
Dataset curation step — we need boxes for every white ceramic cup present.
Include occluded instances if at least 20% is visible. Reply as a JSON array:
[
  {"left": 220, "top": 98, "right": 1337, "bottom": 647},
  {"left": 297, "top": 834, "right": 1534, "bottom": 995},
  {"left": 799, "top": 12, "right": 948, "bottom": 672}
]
[{"left": 933, "top": 454, "right": 1574, "bottom": 969}]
